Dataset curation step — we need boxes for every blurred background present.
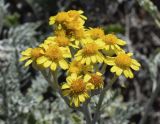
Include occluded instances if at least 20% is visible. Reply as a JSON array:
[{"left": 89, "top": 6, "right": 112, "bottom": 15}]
[{"left": 0, "top": 0, "right": 160, "bottom": 124}]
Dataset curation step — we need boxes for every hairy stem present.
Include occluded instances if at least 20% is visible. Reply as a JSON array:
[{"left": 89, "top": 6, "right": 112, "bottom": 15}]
[
  {"left": 92, "top": 75, "right": 118, "bottom": 124},
  {"left": 82, "top": 102, "right": 92, "bottom": 124}
]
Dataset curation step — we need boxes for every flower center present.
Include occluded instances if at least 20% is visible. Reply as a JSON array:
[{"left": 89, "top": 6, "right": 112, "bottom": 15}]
[
  {"left": 103, "top": 34, "right": 117, "bottom": 45},
  {"left": 74, "top": 29, "right": 85, "bottom": 39},
  {"left": 67, "top": 10, "right": 80, "bottom": 20},
  {"left": 31, "top": 48, "right": 42, "bottom": 58},
  {"left": 71, "top": 79, "right": 85, "bottom": 94},
  {"left": 89, "top": 74, "right": 103, "bottom": 87},
  {"left": 69, "top": 61, "right": 82, "bottom": 74},
  {"left": 55, "top": 12, "right": 69, "bottom": 23},
  {"left": 89, "top": 28, "right": 104, "bottom": 40},
  {"left": 115, "top": 54, "right": 132, "bottom": 68},
  {"left": 45, "top": 46, "right": 63, "bottom": 61},
  {"left": 83, "top": 43, "right": 99, "bottom": 55},
  {"left": 55, "top": 36, "right": 70, "bottom": 47}
]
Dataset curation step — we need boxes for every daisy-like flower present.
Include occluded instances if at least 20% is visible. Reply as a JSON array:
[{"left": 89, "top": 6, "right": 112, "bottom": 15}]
[
  {"left": 43, "top": 36, "right": 77, "bottom": 48},
  {"left": 49, "top": 10, "right": 87, "bottom": 30},
  {"left": 69, "top": 28, "right": 85, "bottom": 46},
  {"left": 105, "top": 52, "right": 141, "bottom": 78},
  {"left": 68, "top": 60, "right": 93, "bottom": 75},
  {"left": 88, "top": 72, "right": 104, "bottom": 89},
  {"left": 20, "top": 47, "right": 44, "bottom": 67},
  {"left": 102, "top": 34, "right": 126, "bottom": 52},
  {"left": 61, "top": 73, "right": 93, "bottom": 107},
  {"left": 36, "top": 44, "right": 71, "bottom": 71},
  {"left": 75, "top": 38, "right": 105, "bottom": 65},
  {"left": 87, "top": 28, "right": 105, "bottom": 40}
]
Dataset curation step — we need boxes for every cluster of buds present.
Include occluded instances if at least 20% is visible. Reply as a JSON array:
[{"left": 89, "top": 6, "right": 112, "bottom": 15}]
[{"left": 20, "top": 10, "right": 140, "bottom": 107}]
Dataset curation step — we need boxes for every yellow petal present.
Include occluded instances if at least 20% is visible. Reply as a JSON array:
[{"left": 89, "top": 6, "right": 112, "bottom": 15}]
[
  {"left": 61, "top": 47, "right": 71, "bottom": 58},
  {"left": 86, "top": 57, "right": 91, "bottom": 65},
  {"left": 123, "top": 69, "right": 129, "bottom": 78},
  {"left": 84, "top": 74, "right": 91, "bottom": 82},
  {"left": 50, "top": 62, "right": 57, "bottom": 71},
  {"left": 115, "top": 67, "right": 123, "bottom": 76},
  {"left": 96, "top": 55, "right": 103, "bottom": 63},
  {"left": 105, "top": 45, "right": 109, "bottom": 50},
  {"left": 19, "top": 56, "right": 30, "bottom": 62},
  {"left": 36, "top": 56, "right": 48, "bottom": 64},
  {"left": 43, "top": 60, "right": 52, "bottom": 68},
  {"left": 132, "top": 59, "right": 141, "bottom": 66},
  {"left": 111, "top": 66, "right": 118, "bottom": 72},
  {"left": 91, "top": 56, "right": 96, "bottom": 63},
  {"left": 24, "top": 59, "right": 33, "bottom": 67},
  {"left": 76, "top": 56, "right": 82, "bottom": 61},
  {"left": 79, "top": 95, "right": 85, "bottom": 102},
  {"left": 96, "top": 72, "right": 102, "bottom": 76},
  {"left": 117, "top": 39, "right": 126, "bottom": 45},
  {"left": 105, "top": 56, "right": 115, "bottom": 65},
  {"left": 128, "top": 69, "right": 134, "bottom": 78},
  {"left": 131, "top": 64, "right": 140, "bottom": 71},
  {"left": 59, "top": 59, "right": 68, "bottom": 69},
  {"left": 62, "top": 89, "right": 70, "bottom": 96},
  {"left": 86, "top": 83, "right": 94, "bottom": 90},
  {"left": 70, "top": 73, "right": 77, "bottom": 80},
  {"left": 61, "top": 83, "right": 70, "bottom": 89},
  {"left": 74, "top": 97, "right": 79, "bottom": 107}
]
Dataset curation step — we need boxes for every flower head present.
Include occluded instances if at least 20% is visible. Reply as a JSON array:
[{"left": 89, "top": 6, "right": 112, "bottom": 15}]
[
  {"left": 68, "top": 60, "right": 93, "bottom": 74},
  {"left": 102, "top": 34, "right": 126, "bottom": 52},
  {"left": 87, "top": 28, "right": 105, "bottom": 40},
  {"left": 105, "top": 52, "right": 141, "bottom": 78},
  {"left": 89, "top": 72, "right": 104, "bottom": 89},
  {"left": 20, "top": 47, "right": 44, "bottom": 67},
  {"left": 75, "top": 39, "right": 105, "bottom": 65},
  {"left": 36, "top": 44, "right": 71, "bottom": 71},
  {"left": 49, "top": 10, "right": 86, "bottom": 31},
  {"left": 61, "top": 73, "right": 93, "bottom": 107}
]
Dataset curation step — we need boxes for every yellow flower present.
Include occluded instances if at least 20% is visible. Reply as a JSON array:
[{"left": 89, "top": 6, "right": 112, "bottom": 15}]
[
  {"left": 87, "top": 28, "right": 105, "bottom": 40},
  {"left": 49, "top": 12, "right": 69, "bottom": 25},
  {"left": 69, "top": 28, "right": 85, "bottom": 46},
  {"left": 54, "top": 29, "right": 66, "bottom": 37},
  {"left": 75, "top": 38, "right": 105, "bottom": 65},
  {"left": 67, "top": 10, "right": 87, "bottom": 21},
  {"left": 43, "top": 36, "right": 77, "bottom": 48},
  {"left": 36, "top": 44, "right": 71, "bottom": 71},
  {"left": 102, "top": 34, "right": 126, "bottom": 52},
  {"left": 105, "top": 53, "right": 141, "bottom": 78},
  {"left": 20, "top": 47, "right": 44, "bottom": 67},
  {"left": 68, "top": 60, "right": 93, "bottom": 75},
  {"left": 61, "top": 73, "right": 93, "bottom": 107},
  {"left": 49, "top": 10, "right": 86, "bottom": 30},
  {"left": 89, "top": 72, "right": 104, "bottom": 89}
]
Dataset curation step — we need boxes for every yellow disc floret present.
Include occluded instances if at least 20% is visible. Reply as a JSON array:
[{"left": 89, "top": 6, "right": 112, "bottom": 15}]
[
  {"left": 88, "top": 28, "right": 105, "bottom": 40},
  {"left": 105, "top": 52, "right": 141, "bottom": 78},
  {"left": 55, "top": 36, "right": 70, "bottom": 47},
  {"left": 83, "top": 43, "right": 99, "bottom": 55},
  {"left": 115, "top": 53, "right": 132, "bottom": 69},
  {"left": 61, "top": 74, "right": 93, "bottom": 107},
  {"left": 70, "top": 79, "right": 85, "bottom": 94},
  {"left": 89, "top": 72, "right": 104, "bottom": 89},
  {"left": 45, "top": 46, "right": 63, "bottom": 61},
  {"left": 103, "top": 34, "right": 117, "bottom": 45},
  {"left": 31, "top": 48, "right": 42, "bottom": 58}
]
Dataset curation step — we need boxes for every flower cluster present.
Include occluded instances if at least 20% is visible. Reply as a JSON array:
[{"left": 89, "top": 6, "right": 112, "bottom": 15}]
[{"left": 20, "top": 10, "right": 140, "bottom": 107}]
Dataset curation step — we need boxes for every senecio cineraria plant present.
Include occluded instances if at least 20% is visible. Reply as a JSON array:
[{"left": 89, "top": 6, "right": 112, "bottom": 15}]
[{"left": 20, "top": 10, "right": 141, "bottom": 123}]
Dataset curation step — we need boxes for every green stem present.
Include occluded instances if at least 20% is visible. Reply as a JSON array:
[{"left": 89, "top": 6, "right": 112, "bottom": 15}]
[
  {"left": 92, "top": 75, "right": 118, "bottom": 124},
  {"left": 82, "top": 102, "right": 92, "bottom": 124},
  {"left": 100, "top": 64, "right": 107, "bottom": 74}
]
